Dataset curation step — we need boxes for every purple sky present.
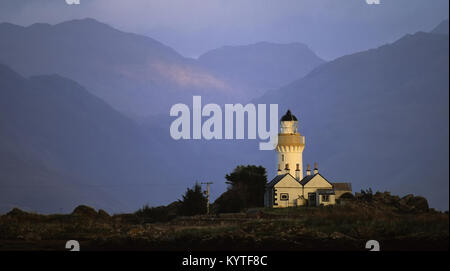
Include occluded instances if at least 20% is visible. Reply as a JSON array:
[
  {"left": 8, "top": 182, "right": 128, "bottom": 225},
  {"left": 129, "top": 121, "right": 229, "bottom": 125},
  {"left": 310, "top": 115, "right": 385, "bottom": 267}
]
[{"left": 0, "top": 0, "right": 448, "bottom": 59}]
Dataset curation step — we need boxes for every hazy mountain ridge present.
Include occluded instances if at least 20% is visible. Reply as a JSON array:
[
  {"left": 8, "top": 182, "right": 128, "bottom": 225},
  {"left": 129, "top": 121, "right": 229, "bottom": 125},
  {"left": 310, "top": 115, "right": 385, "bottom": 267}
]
[
  {"left": 146, "top": 28, "right": 449, "bottom": 210},
  {"left": 0, "top": 18, "right": 324, "bottom": 118},
  {"left": 0, "top": 20, "right": 448, "bottom": 212},
  {"left": 0, "top": 63, "right": 174, "bottom": 213},
  {"left": 0, "top": 18, "right": 225, "bottom": 117},
  {"left": 431, "top": 19, "right": 449, "bottom": 35},
  {"left": 254, "top": 30, "right": 449, "bottom": 209},
  {"left": 198, "top": 41, "right": 324, "bottom": 97}
]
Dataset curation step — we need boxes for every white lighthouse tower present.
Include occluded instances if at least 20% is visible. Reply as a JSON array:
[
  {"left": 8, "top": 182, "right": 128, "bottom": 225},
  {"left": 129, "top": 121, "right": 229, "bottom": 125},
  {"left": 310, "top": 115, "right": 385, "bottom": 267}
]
[{"left": 276, "top": 110, "right": 305, "bottom": 180}]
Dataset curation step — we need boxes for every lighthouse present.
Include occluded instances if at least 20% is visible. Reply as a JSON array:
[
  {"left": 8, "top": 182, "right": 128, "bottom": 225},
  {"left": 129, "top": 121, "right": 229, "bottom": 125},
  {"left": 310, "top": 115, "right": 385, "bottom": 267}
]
[
  {"left": 276, "top": 110, "right": 305, "bottom": 180},
  {"left": 265, "top": 109, "right": 352, "bottom": 208}
]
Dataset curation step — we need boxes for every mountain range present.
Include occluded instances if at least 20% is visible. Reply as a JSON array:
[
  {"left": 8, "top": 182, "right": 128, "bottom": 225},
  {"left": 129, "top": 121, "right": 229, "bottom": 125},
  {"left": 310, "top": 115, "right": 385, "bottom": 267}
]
[
  {"left": 0, "top": 64, "right": 171, "bottom": 213},
  {"left": 255, "top": 30, "right": 449, "bottom": 210},
  {"left": 0, "top": 18, "right": 448, "bottom": 212},
  {"left": 147, "top": 27, "right": 449, "bottom": 210},
  {"left": 431, "top": 19, "right": 449, "bottom": 35},
  {"left": 0, "top": 18, "right": 324, "bottom": 118},
  {"left": 198, "top": 42, "right": 324, "bottom": 97}
]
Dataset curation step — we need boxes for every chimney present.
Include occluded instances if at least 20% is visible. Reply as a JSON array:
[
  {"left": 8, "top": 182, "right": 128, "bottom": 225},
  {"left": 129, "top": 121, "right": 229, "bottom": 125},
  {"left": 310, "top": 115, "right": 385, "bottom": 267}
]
[
  {"left": 306, "top": 164, "right": 311, "bottom": 176},
  {"left": 277, "top": 164, "right": 282, "bottom": 175},
  {"left": 313, "top": 162, "right": 318, "bottom": 174},
  {"left": 285, "top": 163, "right": 290, "bottom": 174},
  {"left": 295, "top": 163, "right": 300, "bottom": 180}
]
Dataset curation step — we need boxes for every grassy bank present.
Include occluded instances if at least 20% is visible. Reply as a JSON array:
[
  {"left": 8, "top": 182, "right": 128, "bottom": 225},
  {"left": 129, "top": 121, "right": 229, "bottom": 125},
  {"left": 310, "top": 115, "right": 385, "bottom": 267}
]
[{"left": 0, "top": 192, "right": 448, "bottom": 251}]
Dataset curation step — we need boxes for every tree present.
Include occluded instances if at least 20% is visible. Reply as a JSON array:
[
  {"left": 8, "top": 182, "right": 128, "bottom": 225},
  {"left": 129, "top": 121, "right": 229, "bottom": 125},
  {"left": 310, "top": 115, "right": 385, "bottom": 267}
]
[
  {"left": 213, "top": 189, "right": 244, "bottom": 213},
  {"left": 178, "top": 183, "right": 207, "bottom": 216},
  {"left": 214, "top": 165, "right": 267, "bottom": 213}
]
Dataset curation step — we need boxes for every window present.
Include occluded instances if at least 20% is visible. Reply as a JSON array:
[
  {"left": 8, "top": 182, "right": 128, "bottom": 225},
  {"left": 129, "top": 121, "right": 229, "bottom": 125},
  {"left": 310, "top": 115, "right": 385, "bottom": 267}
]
[
  {"left": 322, "top": 195, "right": 330, "bottom": 202},
  {"left": 273, "top": 189, "right": 278, "bottom": 206},
  {"left": 280, "top": 193, "right": 289, "bottom": 201},
  {"left": 281, "top": 154, "right": 284, "bottom": 161}
]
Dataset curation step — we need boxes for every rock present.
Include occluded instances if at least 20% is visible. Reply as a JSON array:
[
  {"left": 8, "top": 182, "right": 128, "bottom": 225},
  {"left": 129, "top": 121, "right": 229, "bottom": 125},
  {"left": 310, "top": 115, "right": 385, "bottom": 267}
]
[
  {"left": 374, "top": 191, "right": 399, "bottom": 205},
  {"left": 6, "top": 208, "right": 27, "bottom": 217},
  {"left": 408, "top": 196, "right": 429, "bottom": 212},
  {"left": 401, "top": 194, "right": 414, "bottom": 202},
  {"left": 398, "top": 195, "right": 429, "bottom": 213},
  {"left": 72, "top": 205, "right": 97, "bottom": 218},
  {"left": 98, "top": 209, "right": 110, "bottom": 219},
  {"left": 6, "top": 208, "right": 40, "bottom": 221}
]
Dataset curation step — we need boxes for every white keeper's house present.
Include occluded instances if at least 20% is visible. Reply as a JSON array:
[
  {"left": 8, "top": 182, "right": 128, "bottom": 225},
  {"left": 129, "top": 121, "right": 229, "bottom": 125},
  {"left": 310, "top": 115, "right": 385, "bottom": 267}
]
[{"left": 264, "top": 110, "right": 352, "bottom": 208}]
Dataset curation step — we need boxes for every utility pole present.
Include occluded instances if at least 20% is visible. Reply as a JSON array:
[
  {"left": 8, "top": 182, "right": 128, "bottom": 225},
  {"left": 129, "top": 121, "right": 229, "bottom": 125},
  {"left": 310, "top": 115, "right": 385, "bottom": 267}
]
[{"left": 201, "top": 182, "right": 213, "bottom": 215}]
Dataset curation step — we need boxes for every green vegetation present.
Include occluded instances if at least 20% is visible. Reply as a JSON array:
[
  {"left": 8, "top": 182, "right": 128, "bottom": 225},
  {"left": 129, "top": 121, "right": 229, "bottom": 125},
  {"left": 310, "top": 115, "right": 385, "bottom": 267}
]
[
  {"left": 0, "top": 189, "right": 447, "bottom": 251},
  {"left": 135, "top": 202, "right": 180, "bottom": 223},
  {"left": 0, "top": 165, "right": 447, "bottom": 250},
  {"left": 214, "top": 165, "right": 267, "bottom": 213},
  {"left": 177, "top": 183, "right": 208, "bottom": 216},
  {"left": 133, "top": 182, "right": 206, "bottom": 223}
]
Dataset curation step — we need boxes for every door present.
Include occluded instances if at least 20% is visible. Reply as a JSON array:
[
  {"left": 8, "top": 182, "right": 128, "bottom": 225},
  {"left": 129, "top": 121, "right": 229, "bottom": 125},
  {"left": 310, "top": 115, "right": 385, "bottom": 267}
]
[{"left": 308, "top": 193, "right": 316, "bottom": 206}]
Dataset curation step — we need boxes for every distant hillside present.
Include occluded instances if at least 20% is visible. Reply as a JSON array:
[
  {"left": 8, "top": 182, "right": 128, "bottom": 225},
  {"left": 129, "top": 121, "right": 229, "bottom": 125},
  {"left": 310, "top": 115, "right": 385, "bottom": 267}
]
[
  {"left": 431, "top": 19, "right": 449, "bottom": 35},
  {"left": 0, "top": 148, "right": 117, "bottom": 214},
  {"left": 137, "top": 30, "right": 450, "bottom": 211},
  {"left": 0, "top": 19, "right": 230, "bottom": 117},
  {"left": 198, "top": 42, "right": 324, "bottom": 97},
  {"left": 0, "top": 19, "right": 324, "bottom": 117},
  {"left": 255, "top": 31, "right": 449, "bottom": 210},
  {"left": 0, "top": 64, "right": 174, "bottom": 213},
  {"left": 0, "top": 19, "right": 448, "bottom": 213}
]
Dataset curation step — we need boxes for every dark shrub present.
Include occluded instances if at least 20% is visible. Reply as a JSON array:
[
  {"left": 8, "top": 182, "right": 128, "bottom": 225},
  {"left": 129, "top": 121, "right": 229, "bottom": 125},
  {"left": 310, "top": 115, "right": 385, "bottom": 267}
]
[
  {"left": 225, "top": 165, "right": 267, "bottom": 208},
  {"left": 135, "top": 202, "right": 180, "bottom": 223},
  {"left": 213, "top": 189, "right": 245, "bottom": 213},
  {"left": 178, "top": 183, "right": 207, "bottom": 216}
]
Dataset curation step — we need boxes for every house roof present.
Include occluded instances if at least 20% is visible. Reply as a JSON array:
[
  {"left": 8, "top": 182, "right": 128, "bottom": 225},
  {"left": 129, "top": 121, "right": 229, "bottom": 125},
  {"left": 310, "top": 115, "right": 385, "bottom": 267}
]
[
  {"left": 266, "top": 173, "right": 297, "bottom": 188},
  {"left": 267, "top": 173, "right": 288, "bottom": 187},
  {"left": 299, "top": 173, "right": 317, "bottom": 185},
  {"left": 332, "top": 183, "right": 352, "bottom": 191},
  {"left": 268, "top": 172, "right": 338, "bottom": 189},
  {"left": 299, "top": 173, "right": 333, "bottom": 187}
]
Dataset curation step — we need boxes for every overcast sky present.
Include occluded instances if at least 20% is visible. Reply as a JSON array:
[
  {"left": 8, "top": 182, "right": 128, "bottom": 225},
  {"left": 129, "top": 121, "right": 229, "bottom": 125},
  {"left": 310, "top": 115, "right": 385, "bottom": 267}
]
[{"left": 0, "top": 0, "right": 448, "bottom": 59}]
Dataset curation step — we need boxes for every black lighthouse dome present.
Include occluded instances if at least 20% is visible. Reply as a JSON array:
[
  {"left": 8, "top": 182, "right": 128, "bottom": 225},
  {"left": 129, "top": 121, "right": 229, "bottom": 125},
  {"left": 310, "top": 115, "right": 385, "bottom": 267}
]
[{"left": 281, "top": 110, "right": 298, "bottom": 121}]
